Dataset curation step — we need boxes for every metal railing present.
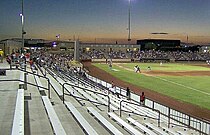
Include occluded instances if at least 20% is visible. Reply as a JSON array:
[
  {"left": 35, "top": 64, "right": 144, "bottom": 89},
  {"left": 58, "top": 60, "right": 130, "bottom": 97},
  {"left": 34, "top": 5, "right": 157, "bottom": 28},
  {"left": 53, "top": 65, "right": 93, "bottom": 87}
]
[
  {"left": 119, "top": 99, "right": 161, "bottom": 127},
  {"left": 0, "top": 79, "right": 49, "bottom": 94},
  {"left": 86, "top": 73, "right": 210, "bottom": 135},
  {"left": 35, "top": 64, "right": 210, "bottom": 134},
  {"left": 62, "top": 82, "right": 111, "bottom": 112},
  {"left": 1, "top": 68, "right": 51, "bottom": 98}
]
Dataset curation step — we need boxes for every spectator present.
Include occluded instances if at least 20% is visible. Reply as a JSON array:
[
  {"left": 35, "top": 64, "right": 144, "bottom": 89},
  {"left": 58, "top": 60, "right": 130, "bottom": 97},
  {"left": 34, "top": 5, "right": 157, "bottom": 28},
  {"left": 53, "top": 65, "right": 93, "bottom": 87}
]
[
  {"left": 126, "top": 87, "right": 130, "bottom": 100},
  {"left": 109, "top": 62, "right": 112, "bottom": 70},
  {"left": 6, "top": 55, "right": 11, "bottom": 64},
  {"left": 0, "top": 49, "right": 3, "bottom": 63},
  {"left": 111, "top": 81, "right": 116, "bottom": 94},
  {"left": 140, "top": 92, "right": 145, "bottom": 105},
  {"left": 29, "top": 59, "right": 34, "bottom": 68}
]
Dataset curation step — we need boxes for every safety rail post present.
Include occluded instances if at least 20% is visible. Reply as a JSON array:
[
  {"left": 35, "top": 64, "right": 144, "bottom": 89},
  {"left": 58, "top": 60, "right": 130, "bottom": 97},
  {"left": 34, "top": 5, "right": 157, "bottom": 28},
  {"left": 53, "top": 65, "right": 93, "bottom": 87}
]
[
  {"left": 8, "top": 67, "right": 51, "bottom": 98},
  {"left": 188, "top": 115, "right": 191, "bottom": 128},
  {"left": 62, "top": 83, "right": 65, "bottom": 104},
  {"left": 158, "top": 110, "right": 160, "bottom": 127},
  {"left": 168, "top": 108, "right": 171, "bottom": 128},
  {"left": 47, "top": 78, "right": 50, "bottom": 99},
  {"left": 199, "top": 121, "right": 202, "bottom": 135},
  {"left": 107, "top": 96, "right": 110, "bottom": 112},
  {"left": 44, "top": 66, "right": 46, "bottom": 76},
  {"left": 119, "top": 100, "right": 122, "bottom": 117},
  {"left": 77, "top": 76, "right": 79, "bottom": 86}
]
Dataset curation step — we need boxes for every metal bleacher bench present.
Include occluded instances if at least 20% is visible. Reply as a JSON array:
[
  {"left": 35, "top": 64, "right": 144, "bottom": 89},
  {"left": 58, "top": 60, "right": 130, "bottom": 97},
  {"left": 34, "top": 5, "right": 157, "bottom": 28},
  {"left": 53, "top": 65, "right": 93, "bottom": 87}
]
[
  {"left": 176, "top": 130, "right": 188, "bottom": 135},
  {"left": 145, "top": 123, "right": 166, "bottom": 135},
  {"left": 41, "top": 96, "right": 66, "bottom": 135},
  {"left": 65, "top": 102, "right": 99, "bottom": 135},
  {"left": 19, "top": 72, "right": 24, "bottom": 89},
  {"left": 74, "top": 87, "right": 101, "bottom": 105},
  {"left": 34, "top": 76, "right": 44, "bottom": 91},
  {"left": 127, "top": 117, "right": 157, "bottom": 135},
  {"left": 162, "top": 127, "right": 180, "bottom": 135},
  {"left": 49, "top": 79, "right": 63, "bottom": 97},
  {"left": 11, "top": 89, "right": 24, "bottom": 135},
  {"left": 87, "top": 91, "right": 118, "bottom": 111},
  {"left": 108, "top": 112, "right": 143, "bottom": 135},
  {"left": 87, "top": 107, "right": 123, "bottom": 135}
]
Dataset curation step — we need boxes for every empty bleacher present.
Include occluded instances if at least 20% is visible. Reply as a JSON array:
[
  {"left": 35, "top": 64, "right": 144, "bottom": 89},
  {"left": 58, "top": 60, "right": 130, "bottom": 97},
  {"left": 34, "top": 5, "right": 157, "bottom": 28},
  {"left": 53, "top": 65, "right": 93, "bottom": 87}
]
[{"left": 11, "top": 89, "right": 24, "bottom": 135}]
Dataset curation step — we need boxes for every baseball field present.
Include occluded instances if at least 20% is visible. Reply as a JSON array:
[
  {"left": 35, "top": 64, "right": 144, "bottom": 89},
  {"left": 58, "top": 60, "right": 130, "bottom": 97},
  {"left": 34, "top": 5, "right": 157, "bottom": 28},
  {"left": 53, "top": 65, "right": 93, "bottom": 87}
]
[{"left": 93, "top": 62, "right": 210, "bottom": 110}]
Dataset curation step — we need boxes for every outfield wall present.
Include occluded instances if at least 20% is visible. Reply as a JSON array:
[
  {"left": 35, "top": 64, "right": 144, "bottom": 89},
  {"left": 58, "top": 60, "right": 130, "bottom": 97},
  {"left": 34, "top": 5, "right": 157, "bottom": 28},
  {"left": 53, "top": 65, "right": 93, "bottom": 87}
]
[{"left": 86, "top": 73, "right": 210, "bottom": 135}]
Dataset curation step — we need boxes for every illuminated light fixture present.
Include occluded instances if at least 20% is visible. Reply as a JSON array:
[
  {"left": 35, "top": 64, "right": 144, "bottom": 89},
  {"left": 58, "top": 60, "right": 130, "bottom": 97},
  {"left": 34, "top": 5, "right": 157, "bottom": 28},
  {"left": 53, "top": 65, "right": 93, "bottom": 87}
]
[
  {"left": 52, "top": 42, "right": 57, "bottom": 47},
  {"left": 127, "top": 0, "right": 131, "bottom": 42}
]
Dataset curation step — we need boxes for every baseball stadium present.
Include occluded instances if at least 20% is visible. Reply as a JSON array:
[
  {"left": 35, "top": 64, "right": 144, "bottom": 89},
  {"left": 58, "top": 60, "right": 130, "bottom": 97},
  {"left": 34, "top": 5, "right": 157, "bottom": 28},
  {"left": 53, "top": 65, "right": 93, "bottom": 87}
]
[
  {"left": 1, "top": 1, "right": 210, "bottom": 135},
  {"left": 0, "top": 38, "right": 210, "bottom": 135}
]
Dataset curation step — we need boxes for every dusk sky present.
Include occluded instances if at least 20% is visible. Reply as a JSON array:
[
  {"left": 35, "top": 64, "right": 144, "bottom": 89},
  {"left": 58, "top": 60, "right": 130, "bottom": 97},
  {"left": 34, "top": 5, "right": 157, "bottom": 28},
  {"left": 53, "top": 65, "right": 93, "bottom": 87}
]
[{"left": 1, "top": 0, "right": 210, "bottom": 44}]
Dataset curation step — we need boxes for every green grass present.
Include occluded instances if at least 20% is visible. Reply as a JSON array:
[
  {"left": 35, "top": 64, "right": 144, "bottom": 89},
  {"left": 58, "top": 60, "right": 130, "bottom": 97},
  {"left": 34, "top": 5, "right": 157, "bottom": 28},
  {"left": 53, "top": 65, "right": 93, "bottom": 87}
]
[
  {"left": 93, "top": 63, "right": 210, "bottom": 110},
  {"left": 117, "top": 63, "right": 210, "bottom": 71}
]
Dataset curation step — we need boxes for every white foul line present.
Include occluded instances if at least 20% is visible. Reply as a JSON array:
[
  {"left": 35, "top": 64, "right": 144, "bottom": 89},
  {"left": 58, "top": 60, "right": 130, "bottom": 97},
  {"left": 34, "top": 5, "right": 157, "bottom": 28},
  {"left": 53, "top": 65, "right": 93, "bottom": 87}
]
[
  {"left": 114, "top": 63, "right": 210, "bottom": 96},
  {"left": 152, "top": 75, "right": 210, "bottom": 96}
]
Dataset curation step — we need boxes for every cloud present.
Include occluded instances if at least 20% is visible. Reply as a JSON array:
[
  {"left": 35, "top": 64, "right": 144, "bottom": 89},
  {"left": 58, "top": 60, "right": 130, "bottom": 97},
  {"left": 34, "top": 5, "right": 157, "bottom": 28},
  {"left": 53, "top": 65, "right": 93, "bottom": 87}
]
[{"left": 150, "top": 32, "right": 169, "bottom": 35}]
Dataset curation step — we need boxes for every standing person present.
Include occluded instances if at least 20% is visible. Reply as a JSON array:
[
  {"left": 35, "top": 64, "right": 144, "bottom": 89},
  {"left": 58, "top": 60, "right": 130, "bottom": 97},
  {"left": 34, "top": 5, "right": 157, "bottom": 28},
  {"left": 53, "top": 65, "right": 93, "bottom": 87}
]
[
  {"left": 0, "top": 49, "right": 4, "bottom": 63},
  {"left": 6, "top": 55, "right": 11, "bottom": 64},
  {"left": 111, "top": 81, "right": 116, "bottom": 95},
  {"left": 126, "top": 87, "right": 130, "bottom": 100},
  {"left": 140, "top": 92, "right": 145, "bottom": 105},
  {"left": 109, "top": 61, "right": 112, "bottom": 70},
  {"left": 29, "top": 59, "right": 34, "bottom": 68},
  {"left": 137, "top": 66, "right": 141, "bottom": 73}
]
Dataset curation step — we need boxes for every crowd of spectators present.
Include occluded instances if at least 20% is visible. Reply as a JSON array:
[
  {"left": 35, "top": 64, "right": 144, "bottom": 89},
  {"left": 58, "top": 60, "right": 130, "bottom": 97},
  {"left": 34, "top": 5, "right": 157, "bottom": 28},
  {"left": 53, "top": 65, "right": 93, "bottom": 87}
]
[
  {"left": 31, "top": 51, "right": 74, "bottom": 71},
  {"left": 7, "top": 49, "right": 210, "bottom": 70},
  {"left": 81, "top": 50, "right": 128, "bottom": 60},
  {"left": 108, "top": 51, "right": 128, "bottom": 59},
  {"left": 83, "top": 49, "right": 105, "bottom": 59},
  {"left": 133, "top": 50, "right": 210, "bottom": 61},
  {"left": 81, "top": 49, "right": 210, "bottom": 61}
]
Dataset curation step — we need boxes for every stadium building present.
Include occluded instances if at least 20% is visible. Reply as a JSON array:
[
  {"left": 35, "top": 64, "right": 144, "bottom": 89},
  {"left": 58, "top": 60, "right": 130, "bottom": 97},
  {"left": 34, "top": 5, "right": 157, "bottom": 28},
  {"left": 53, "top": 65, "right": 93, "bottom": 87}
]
[{"left": 137, "top": 39, "right": 181, "bottom": 51}]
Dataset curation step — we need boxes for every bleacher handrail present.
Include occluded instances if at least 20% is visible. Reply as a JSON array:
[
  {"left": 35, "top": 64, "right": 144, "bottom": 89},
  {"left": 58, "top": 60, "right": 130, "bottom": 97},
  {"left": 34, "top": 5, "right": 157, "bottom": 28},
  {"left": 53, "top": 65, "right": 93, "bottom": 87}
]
[
  {"left": 86, "top": 73, "right": 210, "bottom": 135},
  {"left": 62, "top": 82, "right": 111, "bottom": 112},
  {"left": 119, "top": 99, "right": 161, "bottom": 127},
  {"left": 17, "top": 67, "right": 51, "bottom": 98},
  {"left": 0, "top": 79, "right": 50, "bottom": 96}
]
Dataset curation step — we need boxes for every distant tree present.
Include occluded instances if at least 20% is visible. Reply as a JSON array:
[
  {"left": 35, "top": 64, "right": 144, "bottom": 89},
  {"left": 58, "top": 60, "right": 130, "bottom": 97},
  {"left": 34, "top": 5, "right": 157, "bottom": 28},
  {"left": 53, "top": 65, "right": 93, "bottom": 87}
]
[{"left": 145, "top": 42, "right": 157, "bottom": 50}]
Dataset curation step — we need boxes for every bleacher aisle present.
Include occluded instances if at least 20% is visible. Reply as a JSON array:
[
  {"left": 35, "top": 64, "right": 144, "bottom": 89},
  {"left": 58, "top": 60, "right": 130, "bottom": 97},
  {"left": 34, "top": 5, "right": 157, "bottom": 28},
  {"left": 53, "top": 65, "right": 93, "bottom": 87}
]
[{"left": 0, "top": 61, "right": 20, "bottom": 135}]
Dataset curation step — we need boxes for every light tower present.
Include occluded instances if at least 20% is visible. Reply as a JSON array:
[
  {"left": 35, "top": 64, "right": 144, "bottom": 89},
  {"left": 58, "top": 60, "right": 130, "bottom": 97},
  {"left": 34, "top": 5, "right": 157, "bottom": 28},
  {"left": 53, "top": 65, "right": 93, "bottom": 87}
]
[
  {"left": 20, "top": 0, "right": 26, "bottom": 52},
  {"left": 128, "top": 0, "right": 131, "bottom": 42}
]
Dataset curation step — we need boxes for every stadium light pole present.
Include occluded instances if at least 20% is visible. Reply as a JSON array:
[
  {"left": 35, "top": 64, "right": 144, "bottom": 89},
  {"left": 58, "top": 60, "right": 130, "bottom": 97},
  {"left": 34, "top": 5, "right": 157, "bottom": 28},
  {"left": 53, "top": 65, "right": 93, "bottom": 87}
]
[
  {"left": 128, "top": 0, "right": 131, "bottom": 43},
  {"left": 20, "top": 0, "right": 25, "bottom": 51}
]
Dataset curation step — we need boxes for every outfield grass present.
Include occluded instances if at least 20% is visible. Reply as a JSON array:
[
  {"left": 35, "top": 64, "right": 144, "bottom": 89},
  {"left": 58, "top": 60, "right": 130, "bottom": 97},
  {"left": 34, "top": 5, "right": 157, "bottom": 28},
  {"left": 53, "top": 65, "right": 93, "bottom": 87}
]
[
  {"left": 117, "top": 63, "right": 210, "bottom": 71},
  {"left": 93, "top": 63, "right": 210, "bottom": 110}
]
